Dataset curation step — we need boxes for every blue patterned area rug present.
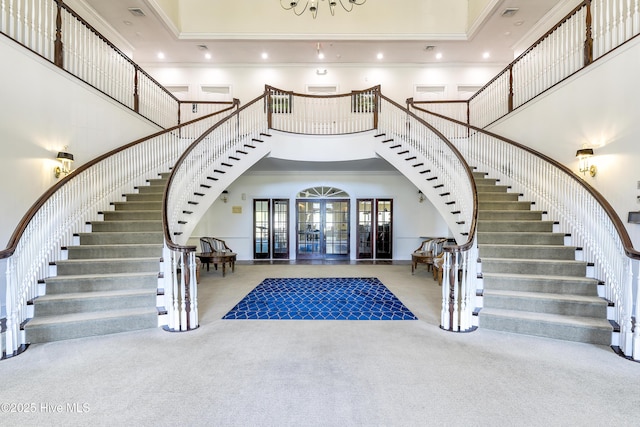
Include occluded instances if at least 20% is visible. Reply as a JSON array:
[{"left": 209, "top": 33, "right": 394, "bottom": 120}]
[{"left": 222, "top": 277, "right": 417, "bottom": 320}]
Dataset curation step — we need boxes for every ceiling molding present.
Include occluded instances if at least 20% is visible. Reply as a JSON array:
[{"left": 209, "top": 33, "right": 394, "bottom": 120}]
[
  {"left": 466, "top": 0, "right": 502, "bottom": 40},
  {"left": 145, "top": 0, "right": 181, "bottom": 38},
  {"left": 177, "top": 33, "right": 469, "bottom": 42}
]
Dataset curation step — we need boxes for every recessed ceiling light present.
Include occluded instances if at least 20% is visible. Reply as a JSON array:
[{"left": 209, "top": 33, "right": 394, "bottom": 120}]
[
  {"left": 514, "top": 20, "right": 524, "bottom": 26},
  {"left": 377, "top": 52, "right": 384, "bottom": 60},
  {"left": 261, "top": 52, "right": 268, "bottom": 60},
  {"left": 318, "top": 52, "right": 325, "bottom": 59},
  {"left": 157, "top": 52, "right": 165, "bottom": 59},
  {"left": 123, "top": 20, "right": 132, "bottom": 26},
  {"left": 204, "top": 53, "right": 212, "bottom": 60},
  {"left": 435, "top": 52, "right": 443, "bottom": 60},
  {"left": 482, "top": 52, "right": 490, "bottom": 59}
]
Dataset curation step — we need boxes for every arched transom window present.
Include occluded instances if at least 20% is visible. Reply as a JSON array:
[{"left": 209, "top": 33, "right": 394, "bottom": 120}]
[{"left": 297, "top": 186, "right": 349, "bottom": 198}]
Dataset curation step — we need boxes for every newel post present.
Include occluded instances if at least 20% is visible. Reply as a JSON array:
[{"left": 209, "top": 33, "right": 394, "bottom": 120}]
[
  {"left": 133, "top": 68, "right": 140, "bottom": 113},
  {"left": 54, "top": 0, "right": 64, "bottom": 68},
  {"left": 266, "top": 89, "right": 273, "bottom": 129},
  {"left": 373, "top": 87, "right": 379, "bottom": 129},
  {"left": 508, "top": 64, "right": 514, "bottom": 112},
  {"left": 584, "top": 0, "right": 594, "bottom": 66}
]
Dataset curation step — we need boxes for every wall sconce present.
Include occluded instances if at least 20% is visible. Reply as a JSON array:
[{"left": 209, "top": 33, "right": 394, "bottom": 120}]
[
  {"left": 418, "top": 190, "right": 425, "bottom": 203},
  {"left": 54, "top": 150, "right": 74, "bottom": 178},
  {"left": 221, "top": 190, "right": 229, "bottom": 203},
  {"left": 576, "top": 148, "right": 597, "bottom": 177}
]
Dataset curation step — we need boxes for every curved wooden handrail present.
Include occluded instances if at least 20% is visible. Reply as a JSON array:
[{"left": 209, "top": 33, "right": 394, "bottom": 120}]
[
  {"left": 468, "top": 1, "right": 589, "bottom": 104},
  {"left": 0, "top": 101, "right": 239, "bottom": 260},
  {"left": 56, "top": 0, "right": 179, "bottom": 106},
  {"left": 162, "top": 94, "right": 265, "bottom": 253},
  {"left": 380, "top": 94, "right": 478, "bottom": 253},
  {"left": 408, "top": 101, "right": 640, "bottom": 260},
  {"left": 264, "top": 84, "right": 381, "bottom": 99}
]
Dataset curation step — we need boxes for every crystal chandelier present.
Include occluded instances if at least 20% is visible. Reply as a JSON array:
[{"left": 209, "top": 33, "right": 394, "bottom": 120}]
[{"left": 281, "top": 0, "right": 367, "bottom": 19}]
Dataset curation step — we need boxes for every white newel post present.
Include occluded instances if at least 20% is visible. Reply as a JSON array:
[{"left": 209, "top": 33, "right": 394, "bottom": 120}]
[
  {"left": 162, "top": 244, "right": 199, "bottom": 332},
  {"left": 621, "top": 258, "right": 634, "bottom": 356},
  {"left": 633, "top": 259, "right": 640, "bottom": 360},
  {"left": 4, "top": 259, "right": 17, "bottom": 357},
  {"left": 440, "top": 252, "right": 452, "bottom": 330}
]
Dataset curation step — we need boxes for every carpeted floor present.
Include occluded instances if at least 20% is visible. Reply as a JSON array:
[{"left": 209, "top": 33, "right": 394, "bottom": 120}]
[
  {"left": 222, "top": 277, "right": 417, "bottom": 320},
  {"left": 1, "top": 263, "right": 640, "bottom": 426}
]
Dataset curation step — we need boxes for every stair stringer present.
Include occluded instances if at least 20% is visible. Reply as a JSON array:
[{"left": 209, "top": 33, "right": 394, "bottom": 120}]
[
  {"left": 169, "top": 137, "right": 272, "bottom": 246},
  {"left": 374, "top": 136, "right": 473, "bottom": 244}
]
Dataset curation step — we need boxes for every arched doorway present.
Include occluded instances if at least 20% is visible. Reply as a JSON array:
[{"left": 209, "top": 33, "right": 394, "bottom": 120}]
[{"left": 296, "top": 186, "right": 349, "bottom": 260}]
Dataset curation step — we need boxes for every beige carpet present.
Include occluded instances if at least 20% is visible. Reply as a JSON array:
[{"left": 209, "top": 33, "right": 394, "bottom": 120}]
[{"left": 1, "top": 263, "right": 639, "bottom": 426}]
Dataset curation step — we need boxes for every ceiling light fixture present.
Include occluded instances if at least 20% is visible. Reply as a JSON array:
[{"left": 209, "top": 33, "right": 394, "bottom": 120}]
[{"left": 281, "top": 0, "right": 367, "bottom": 19}]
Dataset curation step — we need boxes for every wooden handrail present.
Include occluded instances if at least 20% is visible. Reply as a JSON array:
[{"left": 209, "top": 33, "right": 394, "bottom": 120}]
[
  {"left": 264, "top": 84, "right": 381, "bottom": 100},
  {"left": 408, "top": 101, "right": 640, "bottom": 260},
  {"left": 162, "top": 95, "right": 263, "bottom": 253},
  {"left": 469, "top": 1, "right": 590, "bottom": 104},
  {"left": 0, "top": 102, "right": 238, "bottom": 261},
  {"left": 381, "top": 94, "right": 478, "bottom": 254},
  {"left": 55, "top": 0, "right": 179, "bottom": 106}
]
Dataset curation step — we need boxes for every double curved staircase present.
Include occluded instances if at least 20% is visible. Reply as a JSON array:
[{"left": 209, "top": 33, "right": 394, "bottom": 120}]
[{"left": 1, "top": 87, "right": 624, "bottom": 356}]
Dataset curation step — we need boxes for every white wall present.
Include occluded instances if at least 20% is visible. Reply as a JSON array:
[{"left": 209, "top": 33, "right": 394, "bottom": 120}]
[
  {"left": 188, "top": 171, "right": 450, "bottom": 261},
  {"left": 488, "top": 37, "right": 640, "bottom": 248},
  {"left": 143, "top": 63, "right": 505, "bottom": 105},
  {"left": 0, "top": 36, "right": 161, "bottom": 248}
]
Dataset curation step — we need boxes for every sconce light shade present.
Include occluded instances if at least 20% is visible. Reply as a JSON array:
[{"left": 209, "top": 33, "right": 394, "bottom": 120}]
[
  {"left": 576, "top": 148, "right": 597, "bottom": 177},
  {"left": 54, "top": 151, "right": 74, "bottom": 178},
  {"left": 221, "top": 190, "right": 229, "bottom": 203},
  {"left": 575, "top": 148, "right": 594, "bottom": 158},
  {"left": 56, "top": 151, "right": 74, "bottom": 162},
  {"left": 418, "top": 190, "right": 425, "bottom": 203}
]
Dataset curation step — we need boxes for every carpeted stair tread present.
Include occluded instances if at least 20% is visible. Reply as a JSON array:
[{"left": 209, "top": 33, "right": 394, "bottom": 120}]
[
  {"left": 25, "top": 307, "right": 158, "bottom": 327},
  {"left": 482, "top": 272, "right": 598, "bottom": 283},
  {"left": 45, "top": 271, "right": 158, "bottom": 282},
  {"left": 57, "top": 256, "right": 160, "bottom": 263},
  {"left": 479, "top": 257, "right": 586, "bottom": 266},
  {"left": 479, "top": 307, "right": 612, "bottom": 329},
  {"left": 77, "top": 231, "right": 163, "bottom": 244},
  {"left": 89, "top": 220, "right": 163, "bottom": 232},
  {"left": 483, "top": 289, "right": 606, "bottom": 306},
  {"left": 477, "top": 244, "right": 576, "bottom": 260},
  {"left": 35, "top": 288, "right": 156, "bottom": 303}
]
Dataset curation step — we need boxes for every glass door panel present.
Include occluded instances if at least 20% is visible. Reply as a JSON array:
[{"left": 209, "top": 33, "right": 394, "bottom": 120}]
[
  {"left": 325, "top": 200, "right": 349, "bottom": 258},
  {"left": 357, "top": 199, "right": 373, "bottom": 259},
  {"left": 376, "top": 199, "right": 392, "bottom": 259},
  {"left": 296, "top": 199, "right": 350, "bottom": 259},
  {"left": 273, "top": 199, "right": 289, "bottom": 259},
  {"left": 297, "top": 201, "right": 322, "bottom": 258},
  {"left": 254, "top": 199, "right": 270, "bottom": 259}
]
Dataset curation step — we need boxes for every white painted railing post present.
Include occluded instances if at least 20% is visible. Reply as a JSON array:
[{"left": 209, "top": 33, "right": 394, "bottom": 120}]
[
  {"left": 441, "top": 252, "right": 452, "bottom": 331},
  {"left": 633, "top": 259, "right": 640, "bottom": 360},
  {"left": 621, "top": 258, "right": 634, "bottom": 356}
]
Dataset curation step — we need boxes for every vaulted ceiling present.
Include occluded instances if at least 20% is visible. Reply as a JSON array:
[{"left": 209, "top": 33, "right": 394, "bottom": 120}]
[{"left": 80, "top": 0, "right": 568, "bottom": 66}]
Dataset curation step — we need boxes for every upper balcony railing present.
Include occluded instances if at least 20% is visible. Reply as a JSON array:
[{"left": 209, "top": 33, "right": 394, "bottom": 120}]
[
  {"left": 411, "top": 0, "right": 640, "bottom": 128},
  {"left": 266, "top": 85, "right": 378, "bottom": 135},
  {"left": 0, "top": 0, "right": 233, "bottom": 128}
]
